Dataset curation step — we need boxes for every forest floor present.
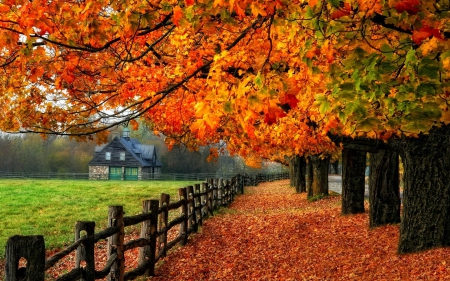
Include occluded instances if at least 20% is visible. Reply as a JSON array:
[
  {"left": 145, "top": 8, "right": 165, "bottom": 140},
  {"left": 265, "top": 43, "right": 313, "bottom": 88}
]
[
  {"left": 148, "top": 180, "right": 449, "bottom": 281},
  {"left": 3, "top": 180, "right": 450, "bottom": 280}
]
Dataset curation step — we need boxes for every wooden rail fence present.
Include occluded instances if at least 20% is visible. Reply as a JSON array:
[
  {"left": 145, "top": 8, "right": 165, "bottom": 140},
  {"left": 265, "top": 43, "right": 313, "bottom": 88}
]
[{"left": 4, "top": 173, "right": 289, "bottom": 281}]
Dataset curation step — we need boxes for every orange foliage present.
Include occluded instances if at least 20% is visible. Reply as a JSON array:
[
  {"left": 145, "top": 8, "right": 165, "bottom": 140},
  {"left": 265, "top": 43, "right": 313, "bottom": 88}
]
[{"left": 0, "top": 0, "right": 448, "bottom": 161}]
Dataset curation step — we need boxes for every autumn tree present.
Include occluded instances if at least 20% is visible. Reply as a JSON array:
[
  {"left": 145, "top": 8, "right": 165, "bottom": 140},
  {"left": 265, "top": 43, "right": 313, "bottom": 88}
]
[{"left": 1, "top": 0, "right": 450, "bottom": 253}]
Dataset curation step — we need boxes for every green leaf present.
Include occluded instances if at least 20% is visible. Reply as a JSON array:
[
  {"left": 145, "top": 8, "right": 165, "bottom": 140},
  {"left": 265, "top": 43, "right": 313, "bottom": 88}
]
[
  {"left": 358, "top": 117, "right": 381, "bottom": 131},
  {"left": 381, "top": 44, "right": 394, "bottom": 53},
  {"left": 327, "top": 0, "right": 341, "bottom": 8},
  {"left": 254, "top": 73, "right": 263, "bottom": 88},
  {"left": 339, "top": 83, "right": 355, "bottom": 91},
  {"left": 305, "top": 6, "right": 314, "bottom": 18},
  {"left": 417, "top": 83, "right": 437, "bottom": 96},
  {"left": 319, "top": 101, "right": 331, "bottom": 114},
  {"left": 223, "top": 101, "right": 233, "bottom": 113},
  {"left": 345, "top": 100, "right": 367, "bottom": 119},
  {"left": 379, "top": 62, "right": 397, "bottom": 74},
  {"left": 315, "top": 94, "right": 327, "bottom": 102},
  {"left": 418, "top": 59, "right": 440, "bottom": 80},
  {"left": 405, "top": 49, "right": 417, "bottom": 66}
]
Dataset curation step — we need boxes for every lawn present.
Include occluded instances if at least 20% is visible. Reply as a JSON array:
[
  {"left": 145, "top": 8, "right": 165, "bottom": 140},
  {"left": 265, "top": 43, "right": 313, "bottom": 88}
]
[{"left": 0, "top": 179, "right": 200, "bottom": 257}]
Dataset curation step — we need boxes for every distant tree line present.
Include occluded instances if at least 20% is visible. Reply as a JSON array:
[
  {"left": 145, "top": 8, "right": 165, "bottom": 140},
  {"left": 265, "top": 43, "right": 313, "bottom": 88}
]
[
  {"left": 0, "top": 129, "right": 278, "bottom": 175},
  {"left": 0, "top": 133, "right": 96, "bottom": 173}
]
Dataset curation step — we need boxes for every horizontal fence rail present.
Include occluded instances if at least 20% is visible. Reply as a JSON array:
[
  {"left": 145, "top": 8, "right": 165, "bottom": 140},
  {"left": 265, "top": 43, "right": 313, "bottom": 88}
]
[
  {"left": 0, "top": 172, "right": 289, "bottom": 181},
  {"left": 4, "top": 173, "right": 289, "bottom": 281}
]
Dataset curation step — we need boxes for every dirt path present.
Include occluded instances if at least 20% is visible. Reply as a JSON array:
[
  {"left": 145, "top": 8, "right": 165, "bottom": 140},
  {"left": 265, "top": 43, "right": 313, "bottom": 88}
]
[{"left": 148, "top": 180, "right": 450, "bottom": 281}]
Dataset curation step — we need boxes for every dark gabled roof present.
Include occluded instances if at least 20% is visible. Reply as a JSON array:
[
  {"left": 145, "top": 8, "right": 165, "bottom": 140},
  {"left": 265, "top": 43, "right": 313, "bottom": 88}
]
[
  {"left": 91, "top": 137, "right": 162, "bottom": 167},
  {"left": 118, "top": 137, "right": 162, "bottom": 167}
]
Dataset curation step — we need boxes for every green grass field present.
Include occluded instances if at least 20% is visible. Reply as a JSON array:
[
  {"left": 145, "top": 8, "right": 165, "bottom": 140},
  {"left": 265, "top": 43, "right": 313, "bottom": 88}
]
[{"left": 0, "top": 179, "right": 200, "bottom": 257}]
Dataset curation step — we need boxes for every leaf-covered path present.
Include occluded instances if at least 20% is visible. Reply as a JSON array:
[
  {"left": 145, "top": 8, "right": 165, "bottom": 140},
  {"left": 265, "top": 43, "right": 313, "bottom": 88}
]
[{"left": 149, "top": 180, "right": 450, "bottom": 281}]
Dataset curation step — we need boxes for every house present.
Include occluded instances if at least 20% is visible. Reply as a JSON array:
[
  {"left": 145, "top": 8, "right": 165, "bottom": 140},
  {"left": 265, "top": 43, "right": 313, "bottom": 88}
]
[{"left": 89, "top": 128, "right": 162, "bottom": 180}]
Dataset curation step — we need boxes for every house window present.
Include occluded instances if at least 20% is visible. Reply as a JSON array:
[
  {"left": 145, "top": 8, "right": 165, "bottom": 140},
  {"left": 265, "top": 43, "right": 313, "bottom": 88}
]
[
  {"left": 120, "top": 152, "right": 125, "bottom": 161},
  {"left": 105, "top": 152, "right": 111, "bottom": 160}
]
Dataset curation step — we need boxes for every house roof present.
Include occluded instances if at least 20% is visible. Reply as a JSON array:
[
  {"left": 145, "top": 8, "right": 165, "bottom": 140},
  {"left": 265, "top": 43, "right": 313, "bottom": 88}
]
[
  {"left": 118, "top": 137, "right": 162, "bottom": 167},
  {"left": 91, "top": 137, "right": 162, "bottom": 167}
]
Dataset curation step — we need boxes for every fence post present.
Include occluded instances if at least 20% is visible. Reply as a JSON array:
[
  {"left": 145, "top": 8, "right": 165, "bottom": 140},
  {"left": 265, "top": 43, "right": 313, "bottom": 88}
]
[
  {"left": 194, "top": 184, "right": 202, "bottom": 226},
  {"left": 75, "top": 221, "right": 96, "bottom": 281},
  {"left": 212, "top": 179, "right": 219, "bottom": 210},
  {"left": 139, "top": 199, "right": 159, "bottom": 276},
  {"left": 186, "top": 186, "right": 198, "bottom": 233},
  {"left": 158, "top": 193, "right": 170, "bottom": 257},
  {"left": 178, "top": 188, "right": 189, "bottom": 246},
  {"left": 218, "top": 179, "right": 224, "bottom": 207},
  {"left": 107, "top": 206, "right": 124, "bottom": 281},
  {"left": 201, "top": 182, "right": 209, "bottom": 220},
  {"left": 206, "top": 180, "right": 214, "bottom": 216},
  {"left": 222, "top": 180, "right": 228, "bottom": 205},
  {"left": 5, "top": 235, "right": 45, "bottom": 281}
]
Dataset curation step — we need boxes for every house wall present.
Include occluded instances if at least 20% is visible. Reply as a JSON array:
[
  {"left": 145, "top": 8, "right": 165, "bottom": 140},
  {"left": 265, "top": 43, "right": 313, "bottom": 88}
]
[
  {"left": 89, "top": 166, "right": 109, "bottom": 180},
  {"left": 89, "top": 137, "right": 162, "bottom": 180}
]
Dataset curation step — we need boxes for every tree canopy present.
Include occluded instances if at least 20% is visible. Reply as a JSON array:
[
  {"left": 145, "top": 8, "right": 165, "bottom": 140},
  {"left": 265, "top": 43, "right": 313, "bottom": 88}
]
[{"left": 0, "top": 0, "right": 448, "bottom": 160}]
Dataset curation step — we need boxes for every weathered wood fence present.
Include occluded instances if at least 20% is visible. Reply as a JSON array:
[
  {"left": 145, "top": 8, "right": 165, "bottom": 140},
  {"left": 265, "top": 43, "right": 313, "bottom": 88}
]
[{"left": 4, "top": 173, "right": 288, "bottom": 281}]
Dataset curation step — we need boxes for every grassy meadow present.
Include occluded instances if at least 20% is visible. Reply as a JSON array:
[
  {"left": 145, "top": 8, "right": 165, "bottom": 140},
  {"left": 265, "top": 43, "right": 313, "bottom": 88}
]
[{"left": 0, "top": 179, "right": 200, "bottom": 257}]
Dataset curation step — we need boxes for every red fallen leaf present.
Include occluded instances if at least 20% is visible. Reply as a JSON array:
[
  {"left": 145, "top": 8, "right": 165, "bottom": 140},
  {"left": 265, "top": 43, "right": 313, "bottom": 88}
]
[
  {"left": 331, "top": 3, "right": 352, "bottom": 20},
  {"left": 395, "top": 0, "right": 420, "bottom": 14},
  {"left": 185, "top": 0, "right": 194, "bottom": 6},
  {"left": 412, "top": 26, "right": 442, "bottom": 45}
]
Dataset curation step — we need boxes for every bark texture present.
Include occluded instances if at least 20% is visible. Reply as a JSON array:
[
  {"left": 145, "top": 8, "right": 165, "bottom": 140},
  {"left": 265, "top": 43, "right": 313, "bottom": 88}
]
[
  {"left": 290, "top": 155, "right": 306, "bottom": 193},
  {"left": 341, "top": 148, "right": 367, "bottom": 215},
  {"left": 306, "top": 155, "right": 330, "bottom": 197},
  {"left": 397, "top": 125, "right": 450, "bottom": 253},
  {"left": 5, "top": 235, "right": 45, "bottom": 281},
  {"left": 369, "top": 150, "right": 401, "bottom": 228}
]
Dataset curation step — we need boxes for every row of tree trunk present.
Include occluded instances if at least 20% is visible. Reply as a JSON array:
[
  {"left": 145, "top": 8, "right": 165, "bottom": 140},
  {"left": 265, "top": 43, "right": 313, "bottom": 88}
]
[{"left": 289, "top": 125, "right": 450, "bottom": 254}]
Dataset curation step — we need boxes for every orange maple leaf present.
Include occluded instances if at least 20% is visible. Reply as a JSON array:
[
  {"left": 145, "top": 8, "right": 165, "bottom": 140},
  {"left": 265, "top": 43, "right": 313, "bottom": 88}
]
[
  {"left": 412, "top": 26, "right": 442, "bottom": 45},
  {"left": 309, "top": 0, "right": 318, "bottom": 7},
  {"left": 173, "top": 6, "right": 183, "bottom": 26},
  {"left": 306, "top": 47, "right": 320, "bottom": 59},
  {"left": 264, "top": 106, "right": 287, "bottom": 125},
  {"left": 234, "top": 3, "right": 246, "bottom": 19},
  {"left": 394, "top": 0, "right": 420, "bottom": 14},
  {"left": 331, "top": 3, "right": 351, "bottom": 20}
]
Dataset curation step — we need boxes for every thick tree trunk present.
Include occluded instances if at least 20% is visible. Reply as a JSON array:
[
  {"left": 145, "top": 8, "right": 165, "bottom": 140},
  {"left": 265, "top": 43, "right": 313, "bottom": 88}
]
[
  {"left": 341, "top": 148, "right": 367, "bottom": 215},
  {"left": 289, "top": 157, "right": 294, "bottom": 187},
  {"left": 306, "top": 155, "right": 330, "bottom": 197},
  {"left": 369, "top": 150, "right": 401, "bottom": 228},
  {"left": 307, "top": 159, "right": 313, "bottom": 198},
  {"left": 290, "top": 155, "right": 306, "bottom": 193},
  {"left": 397, "top": 125, "right": 450, "bottom": 253}
]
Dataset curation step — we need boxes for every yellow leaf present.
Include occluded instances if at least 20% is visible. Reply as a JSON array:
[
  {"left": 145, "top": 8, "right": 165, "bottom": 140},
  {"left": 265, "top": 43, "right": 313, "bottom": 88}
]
[
  {"left": 419, "top": 37, "right": 438, "bottom": 56},
  {"left": 194, "top": 101, "right": 208, "bottom": 118},
  {"left": 443, "top": 57, "right": 450, "bottom": 72}
]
